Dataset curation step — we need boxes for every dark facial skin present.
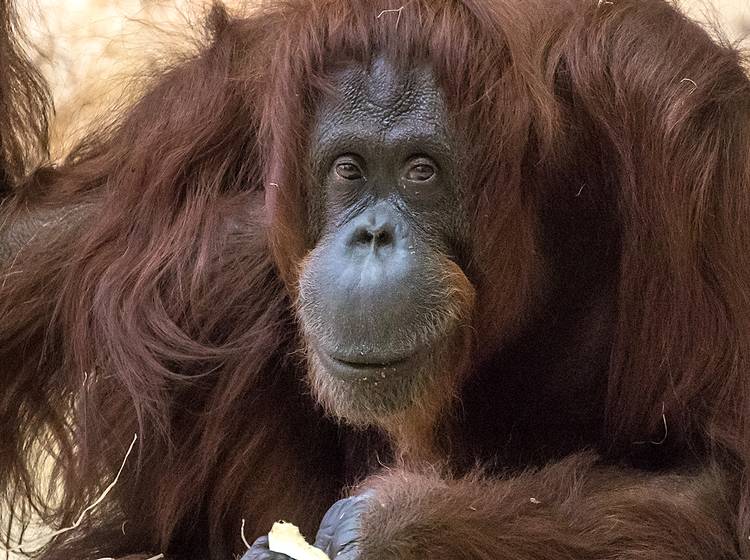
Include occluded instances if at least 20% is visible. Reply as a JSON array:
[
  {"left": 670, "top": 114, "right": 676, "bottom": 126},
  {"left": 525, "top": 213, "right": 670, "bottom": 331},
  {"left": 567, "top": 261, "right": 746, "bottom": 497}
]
[{"left": 297, "top": 57, "right": 475, "bottom": 427}]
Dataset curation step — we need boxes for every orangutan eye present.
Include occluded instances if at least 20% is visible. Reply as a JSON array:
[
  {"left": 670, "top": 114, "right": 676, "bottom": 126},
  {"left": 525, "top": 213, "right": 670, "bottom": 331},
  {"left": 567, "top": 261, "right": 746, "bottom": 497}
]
[
  {"left": 405, "top": 161, "right": 436, "bottom": 182},
  {"left": 334, "top": 160, "right": 363, "bottom": 180}
]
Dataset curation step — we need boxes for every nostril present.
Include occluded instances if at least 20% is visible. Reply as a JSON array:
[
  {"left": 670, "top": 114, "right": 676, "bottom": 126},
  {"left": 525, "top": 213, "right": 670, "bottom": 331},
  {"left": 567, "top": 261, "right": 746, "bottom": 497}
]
[
  {"left": 354, "top": 228, "right": 375, "bottom": 246},
  {"left": 374, "top": 229, "right": 392, "bottom": 246},
  {"left": 351, "top": 225, "right": 395, "bottom": 249}
]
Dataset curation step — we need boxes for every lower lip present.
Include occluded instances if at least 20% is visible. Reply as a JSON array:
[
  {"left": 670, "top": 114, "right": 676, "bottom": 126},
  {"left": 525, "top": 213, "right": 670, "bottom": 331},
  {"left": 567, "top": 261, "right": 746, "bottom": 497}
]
[{"left": 316, "top": 349, "right": 418, "bottom": 381}]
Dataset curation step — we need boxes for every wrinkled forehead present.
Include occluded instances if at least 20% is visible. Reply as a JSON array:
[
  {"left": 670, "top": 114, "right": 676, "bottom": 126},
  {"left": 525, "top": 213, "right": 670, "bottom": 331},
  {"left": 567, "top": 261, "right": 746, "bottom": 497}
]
[
  {"left": 312, "top": 56, "right": 451, "bottom": 155},
  {"left": 323, "top": 56, "right": 442, "bottom": 115}
]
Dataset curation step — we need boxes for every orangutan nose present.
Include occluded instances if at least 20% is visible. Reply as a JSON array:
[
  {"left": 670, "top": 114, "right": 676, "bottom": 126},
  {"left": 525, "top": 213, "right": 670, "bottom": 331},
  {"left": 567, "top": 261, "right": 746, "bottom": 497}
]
[{"left": 346, "top": 203, "right": 406, "bottom": 255}]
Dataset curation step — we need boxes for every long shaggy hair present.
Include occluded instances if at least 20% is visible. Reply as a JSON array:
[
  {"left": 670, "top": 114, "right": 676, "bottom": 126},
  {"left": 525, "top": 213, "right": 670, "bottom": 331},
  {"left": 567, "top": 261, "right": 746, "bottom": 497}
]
[{"left": 1, "top": 0, "right": 749, "bottom": 558}]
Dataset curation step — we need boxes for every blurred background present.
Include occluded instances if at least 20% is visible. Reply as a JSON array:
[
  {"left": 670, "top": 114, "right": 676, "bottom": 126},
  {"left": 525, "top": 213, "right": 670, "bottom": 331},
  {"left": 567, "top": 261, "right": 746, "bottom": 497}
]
[{"left": 17, "top": 0, "right": 750, "bottom": 160}]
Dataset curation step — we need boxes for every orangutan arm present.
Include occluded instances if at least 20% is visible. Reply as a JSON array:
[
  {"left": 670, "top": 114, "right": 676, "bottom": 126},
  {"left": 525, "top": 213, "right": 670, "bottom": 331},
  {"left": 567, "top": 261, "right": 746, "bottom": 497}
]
[{"left": 353, "top": 453, "right": 738, "bottom": 560}]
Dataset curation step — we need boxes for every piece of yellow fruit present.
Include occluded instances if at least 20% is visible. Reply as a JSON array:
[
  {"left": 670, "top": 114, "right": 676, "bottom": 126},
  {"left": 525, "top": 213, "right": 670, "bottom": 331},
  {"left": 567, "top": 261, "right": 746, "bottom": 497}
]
[{"left": 268, "top": 521, "right": 331, "bottom": 560}]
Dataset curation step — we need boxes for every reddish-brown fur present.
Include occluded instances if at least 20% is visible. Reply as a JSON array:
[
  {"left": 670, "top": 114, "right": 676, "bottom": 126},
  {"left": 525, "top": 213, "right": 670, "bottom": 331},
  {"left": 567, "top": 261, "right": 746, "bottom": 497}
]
[{"left": 1, "top": 0, "right": 749, "bottom": 558}]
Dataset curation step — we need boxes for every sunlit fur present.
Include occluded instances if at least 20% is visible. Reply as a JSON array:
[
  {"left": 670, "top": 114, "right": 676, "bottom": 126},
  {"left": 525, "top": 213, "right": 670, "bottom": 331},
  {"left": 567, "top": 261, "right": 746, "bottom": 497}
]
[{"left": 0, "top": 0, "right": 749, "bottom": 558}]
